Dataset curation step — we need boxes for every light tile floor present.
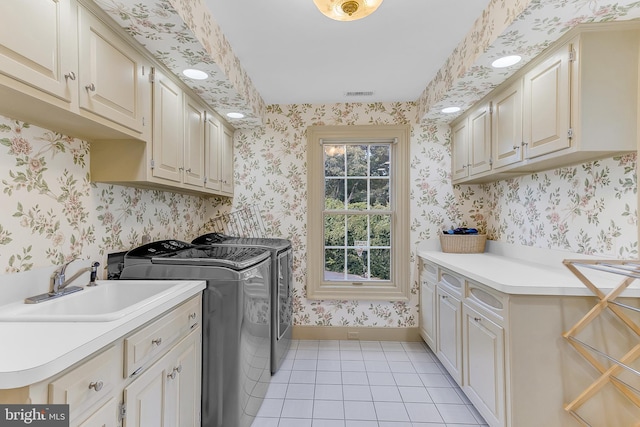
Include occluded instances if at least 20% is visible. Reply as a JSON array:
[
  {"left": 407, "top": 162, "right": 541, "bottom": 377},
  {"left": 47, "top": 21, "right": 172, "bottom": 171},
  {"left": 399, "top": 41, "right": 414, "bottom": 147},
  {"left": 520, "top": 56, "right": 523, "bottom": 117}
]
[{"left": 251, "top": 340, "right": 489, "bottom": 427}]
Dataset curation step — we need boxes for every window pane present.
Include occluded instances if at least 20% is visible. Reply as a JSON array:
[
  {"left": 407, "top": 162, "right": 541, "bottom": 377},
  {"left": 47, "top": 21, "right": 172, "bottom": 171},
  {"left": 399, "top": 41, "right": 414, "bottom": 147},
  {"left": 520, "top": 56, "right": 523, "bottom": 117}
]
[
  {"left": 369, "top": 249, "right": 391, "bottom": 280},
  {"left": 370, "top": 214, "right": 391, "bottom": 246},
  {"left": 324, "top": 248, "right": 345, "bottom": 281},
  {"left": 324, "top": 145, "right": 345, "bottom": 177},
  {"left": 325, "top": 178, "right": 345, "bottom": 209},
  {"left": 324, "top": 214, "right": 345, "bottom": 246},
  {"left": 370, "top": 146, "right": 390, "bottom": 176},
  {"left": 347, "top": 179, "right": 367, "bottom": 209},
  {"left": 347, "top": 248, "right": 368, "bottom": 279},
  {"left": 370, "top": 178, "right": 390, "bottom": 208},
  {"left": 346, "top": 145, "right": 368, "bottom": 177},
  {"left": 347, "top": 215, "right": 368, "bottom": 246}
]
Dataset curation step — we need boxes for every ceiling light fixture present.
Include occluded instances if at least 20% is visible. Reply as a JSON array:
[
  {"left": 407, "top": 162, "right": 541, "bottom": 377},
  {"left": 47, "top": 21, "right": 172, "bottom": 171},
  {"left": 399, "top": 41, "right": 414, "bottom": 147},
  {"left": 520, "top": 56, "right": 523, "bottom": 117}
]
[
  {"left": 182, "top": 69, "right": 209, "bottom": 80},
  {"left": 491, "top": 55, "right": 522, "bottom": 68},
  {"left": 226, "top": 112, "right": 245, "bottom": 119},
  {"left": 441, "top": 106, "right": 461, "bottom": 114},
  {"left": 313, "top": 0, "right": 383, "bottom": 21}
]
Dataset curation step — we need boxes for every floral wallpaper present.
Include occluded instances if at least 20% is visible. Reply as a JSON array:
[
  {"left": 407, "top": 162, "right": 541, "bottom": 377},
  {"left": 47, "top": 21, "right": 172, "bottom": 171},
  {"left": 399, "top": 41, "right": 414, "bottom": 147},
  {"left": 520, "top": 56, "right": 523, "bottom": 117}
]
[
  {"left": 94, "top": 0, "right": 265, "bottom": 128},
  {"left": 0, "top": 114, "right": 219, "bottom": 274},
  {"left": 458, "top": 154, "right": 638, "bottom": 258},
  {"left": 218, "top": 102, "right": 638, "bottom": 328}
]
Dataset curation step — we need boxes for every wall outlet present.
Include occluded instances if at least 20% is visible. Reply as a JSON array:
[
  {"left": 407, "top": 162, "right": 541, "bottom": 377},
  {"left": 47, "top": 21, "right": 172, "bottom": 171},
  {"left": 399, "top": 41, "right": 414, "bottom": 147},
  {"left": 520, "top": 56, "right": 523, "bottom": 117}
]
[{"left": 347, "top": 332, "right": 359, "bottom": 340}]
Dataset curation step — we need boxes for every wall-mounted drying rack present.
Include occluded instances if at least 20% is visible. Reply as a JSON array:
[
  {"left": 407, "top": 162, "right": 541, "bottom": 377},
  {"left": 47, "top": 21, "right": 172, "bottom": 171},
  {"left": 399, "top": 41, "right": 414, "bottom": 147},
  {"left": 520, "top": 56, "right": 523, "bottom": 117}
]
[
  {"left": 204, "top": 204, "right": 266, "bottom": 238},
  {"left": 562, "top": 259, "right": 640, "bottom": 426}
]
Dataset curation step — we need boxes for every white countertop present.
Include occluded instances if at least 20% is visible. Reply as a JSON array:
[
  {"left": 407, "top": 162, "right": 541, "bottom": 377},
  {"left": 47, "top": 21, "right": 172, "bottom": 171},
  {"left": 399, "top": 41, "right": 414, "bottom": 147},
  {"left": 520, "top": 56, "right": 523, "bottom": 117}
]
[
  {"left": 0, "top": 279, "right": 205, "bottom": 389},
  {"left": 417, "top": 240, "right": 639, "bottom": 297}
]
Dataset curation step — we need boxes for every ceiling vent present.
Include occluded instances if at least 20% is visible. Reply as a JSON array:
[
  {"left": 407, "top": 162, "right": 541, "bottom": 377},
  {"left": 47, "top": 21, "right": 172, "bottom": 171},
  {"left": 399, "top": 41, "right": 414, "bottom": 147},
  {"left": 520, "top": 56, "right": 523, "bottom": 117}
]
[{"left": 345, "top": 91, "right": 374, "bottom": 97}]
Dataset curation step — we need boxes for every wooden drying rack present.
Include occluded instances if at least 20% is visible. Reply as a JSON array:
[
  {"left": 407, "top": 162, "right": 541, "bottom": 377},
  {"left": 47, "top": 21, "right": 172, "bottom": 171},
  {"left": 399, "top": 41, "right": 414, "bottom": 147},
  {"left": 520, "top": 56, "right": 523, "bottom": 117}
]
[{"left": 563, "top": 259, "right": 640, "bottom": 426}]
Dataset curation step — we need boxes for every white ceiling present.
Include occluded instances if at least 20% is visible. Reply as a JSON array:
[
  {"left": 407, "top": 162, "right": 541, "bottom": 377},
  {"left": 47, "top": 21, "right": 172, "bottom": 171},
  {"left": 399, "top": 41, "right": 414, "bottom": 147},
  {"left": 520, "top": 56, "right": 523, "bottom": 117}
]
[{"left": 203, "top": 0, "right": 490, "bottom": 105}]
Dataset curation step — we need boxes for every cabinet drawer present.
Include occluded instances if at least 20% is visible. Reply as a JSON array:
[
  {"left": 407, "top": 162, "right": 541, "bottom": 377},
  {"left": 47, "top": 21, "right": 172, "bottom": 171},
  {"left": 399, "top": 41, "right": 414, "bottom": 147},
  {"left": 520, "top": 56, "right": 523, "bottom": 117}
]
[
  {"left": 420, "top": 259, "right": 437, "bottom": 283},
  {"left": 465, "top": 281, "right": 506, "bottom": 324},
  {"left": 49, "top": 345, "right": 119, "bottom": 419},
  {"left": 124, "top": 296, "right": 200, "bottom": 377},
  {"left": 439, "top": 269, "right": 464, "bottom": 295}
]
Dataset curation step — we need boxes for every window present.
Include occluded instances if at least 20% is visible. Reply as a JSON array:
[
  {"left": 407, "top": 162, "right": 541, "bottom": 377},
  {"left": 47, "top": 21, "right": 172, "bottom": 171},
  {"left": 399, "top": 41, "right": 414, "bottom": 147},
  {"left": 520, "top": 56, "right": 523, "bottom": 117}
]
[{"left": 307, "top": 125, "right": 410, "bottom": 300}]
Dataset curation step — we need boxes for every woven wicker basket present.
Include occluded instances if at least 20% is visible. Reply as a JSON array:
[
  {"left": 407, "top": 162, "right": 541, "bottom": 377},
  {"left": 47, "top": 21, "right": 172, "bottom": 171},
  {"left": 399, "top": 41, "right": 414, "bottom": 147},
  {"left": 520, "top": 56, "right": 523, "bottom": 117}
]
[{"left": 439, "top": 234, "right": 487, "bottom": 253}]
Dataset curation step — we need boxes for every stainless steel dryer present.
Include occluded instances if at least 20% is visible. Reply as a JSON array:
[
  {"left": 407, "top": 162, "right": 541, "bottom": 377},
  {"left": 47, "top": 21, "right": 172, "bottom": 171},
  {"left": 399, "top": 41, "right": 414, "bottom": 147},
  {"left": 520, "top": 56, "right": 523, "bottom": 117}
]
[
  {"left": 192, "top": 233, "right": 293, "bottom": 374},
  {"left": 120, "top": 240, "right": 272, "bottom": 427}
]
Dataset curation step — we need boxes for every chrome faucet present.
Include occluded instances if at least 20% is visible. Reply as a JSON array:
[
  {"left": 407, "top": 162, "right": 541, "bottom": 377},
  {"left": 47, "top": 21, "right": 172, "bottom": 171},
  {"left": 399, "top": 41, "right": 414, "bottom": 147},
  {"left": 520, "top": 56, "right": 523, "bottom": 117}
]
[
  {"left": 51, "top": 260, "right": 101, "bottom": 294},
  {"left": 25, "top": 260, "right": 101, "bottom": 304}
]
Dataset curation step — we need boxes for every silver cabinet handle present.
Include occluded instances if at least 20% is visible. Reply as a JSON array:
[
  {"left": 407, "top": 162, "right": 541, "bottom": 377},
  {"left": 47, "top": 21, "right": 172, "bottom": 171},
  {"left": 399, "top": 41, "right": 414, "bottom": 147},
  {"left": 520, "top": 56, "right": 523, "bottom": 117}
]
[
  {"left": 152, "top": 338, "right": 162, "bottom": 346},
  {"left": 512, "top": 145, "right": 520, "bottom": 150},
  {"left": 474, "top": 317, "right": 482, "bottom": 322},
  {"left": 89, "top": 380, "right": 104, "bottom": 392},
  {"left": 178, "top": 167, "right": 184, "bottom": 171},
  {"left": 167, "top": 370, "right": 177, "bottom": 380},
  {"left": 64, "top": 71, "right": 76, "bottom": 81},
  {"left": 85, "top": 83, "right": 96, "bottom": 92},
  {"left": 174, "top": 364, "right": 183, "bottom": 374},
  {"left": 186, "top": 168, "right": 192, "bottom": 173}
]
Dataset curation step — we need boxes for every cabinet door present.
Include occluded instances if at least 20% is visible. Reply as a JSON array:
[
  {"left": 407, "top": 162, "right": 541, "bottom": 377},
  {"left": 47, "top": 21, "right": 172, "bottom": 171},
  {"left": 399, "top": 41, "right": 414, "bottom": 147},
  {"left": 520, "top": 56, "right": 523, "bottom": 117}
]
[
  {"left": 463, "top": 304, "right": 505, "bottom": 427},
  {"left": 183, "top": 96, "right": 205, "bottom": 189},
  {"left": 152, "top": 69, "right": 183, "bottom": 183},
  {"left": 436, "top": 286, "right": 462, "bottom": 385},
  {"left": 204, "top": 112, "right": 222, "bottom": 192},
  {"left": 164, "top": 332, "right": 201, "bottom": 427},
  {"left": 123, "top": 362, "right": 167, "bottom": 427},
  {"left": 492, "top": 80, "right": 523, "bottom": 169},
  {"left": 75, "top": 397, "right": 119, "bottom": 427},
  {"left": 77, "top": 6, "right": 147, "bottom": 134},
  {"left": 523, "top": 46, "right": 571, "bottom": 159},
  {"left": 469, "top": 104, "right": 492, "bottom": 176},
  {"left": 451, "top": 119, "right": 469, "bottom": 181},
  {"left": 419, "top": 279, "right": 436, "bottom": 351},
  {"left": 220, "top": 126, "right": 235, "bottom": 195},
  {"left": 0, "top": 0, "right": 75, "bottom": 102}
]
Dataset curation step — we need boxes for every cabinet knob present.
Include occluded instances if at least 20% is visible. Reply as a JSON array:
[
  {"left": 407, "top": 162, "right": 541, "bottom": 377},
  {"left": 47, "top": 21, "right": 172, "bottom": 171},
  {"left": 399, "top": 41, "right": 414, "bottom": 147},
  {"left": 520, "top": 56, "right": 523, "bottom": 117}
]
[
  {"left": 167, "top": 370, "right": 177, "bottom": 380},
  {"left": 522, "top": 141, "right": 528, "bottom": 146},
  {"left": 512, "top": 145, "right": 520, "bottom": 150},
  {"left": 174, "top": 364, "right": 183, "bottom": 374},
  {"left": 85, "top": 83, "right": 96, "bottom": 92},
  {"left": 64, "top": 71, "right": 76, "bottom": 81},
  {"left": 88, "top": 380, "right": 104, "bottom": 392},
  {"left": 189, "top": 312, "right": 197, "bottom": 320},
  {"left": 474, "top": 317, "right": 482, "bottom": 322},
  {"left": 186, "top": 168, "right": 192, "bottom": 173},
  {"left": 441, "top": 295, "right": 447, "bottom": 300},
  {"left": 152, "top": 337, "right": 162, "bottom": 346},
  {"left": 179, "top": 167, "right": 184, "bottom": 171}
]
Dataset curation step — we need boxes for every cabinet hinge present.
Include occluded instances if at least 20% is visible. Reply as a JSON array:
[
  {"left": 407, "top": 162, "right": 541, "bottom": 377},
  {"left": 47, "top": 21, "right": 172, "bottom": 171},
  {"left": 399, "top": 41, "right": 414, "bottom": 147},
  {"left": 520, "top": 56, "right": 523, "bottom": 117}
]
[
  {"left": 489, "top": 157, "right": 493, "bottom": 166},
  {"left": 149, "top": 67, "right": 155, "bottom": 83},
  {"left": 118, "top": 403, "right": 126, "bottom": 421},
  {"left": 569, "top": 48, "right": 576, "bottom": 62},
  {"left": 489, "top": 103, "right": 493, "bottom": 115},
  {"left": 142, "top": 65, "right": 145, "bottom": 76},
  {"left": 567, "top": 128, "right": 574, "bottom": 139},
  {"left": 150, "top": 159, "right": 155, "bottom": 169},
  {"left": 142, "top": 116, "right": 145, "bottom": 127},
  {"left": 204, "top": 176, "right": 208, "bottom": 184}
]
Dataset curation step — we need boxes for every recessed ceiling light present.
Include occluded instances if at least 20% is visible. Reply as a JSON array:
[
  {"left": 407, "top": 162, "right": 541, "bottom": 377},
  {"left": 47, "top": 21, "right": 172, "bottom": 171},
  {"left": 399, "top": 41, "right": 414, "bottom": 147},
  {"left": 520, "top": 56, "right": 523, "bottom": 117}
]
[
  {"left": 491, "top": 55, "right": 522, "bottom": 68},
  {"left": 226, "top": 112, "right": 245, "bottom": 119},
  {"left": 441, "top": 106, "right": 461, "bottom": 114},
  {"left": 182, "top": 68, "right": 209, "bottom": 80}
]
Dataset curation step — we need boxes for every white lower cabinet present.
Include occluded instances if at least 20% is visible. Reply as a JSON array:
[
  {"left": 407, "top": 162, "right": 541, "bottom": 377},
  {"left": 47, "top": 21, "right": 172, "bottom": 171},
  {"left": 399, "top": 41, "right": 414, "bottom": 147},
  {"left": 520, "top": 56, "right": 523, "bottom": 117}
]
[
  {"left": 123, "top": 330, "right": 200, "bottom": 427},
  {"left": 2, "top": 296, "right": 202, "bottom": 427},
  {"left": 462, "top": 303, "right": 505, "bottom": 427},
  {"left": 435, "top": 284, "right": 462, "bottom": 385}
]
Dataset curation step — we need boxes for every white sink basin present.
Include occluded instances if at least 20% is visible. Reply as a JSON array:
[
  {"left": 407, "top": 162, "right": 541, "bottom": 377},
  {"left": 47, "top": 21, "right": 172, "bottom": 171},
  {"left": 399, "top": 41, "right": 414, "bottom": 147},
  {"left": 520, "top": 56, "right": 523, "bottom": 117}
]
[{"left": 0, "top": 281, "right": 188, "bottom": 322}]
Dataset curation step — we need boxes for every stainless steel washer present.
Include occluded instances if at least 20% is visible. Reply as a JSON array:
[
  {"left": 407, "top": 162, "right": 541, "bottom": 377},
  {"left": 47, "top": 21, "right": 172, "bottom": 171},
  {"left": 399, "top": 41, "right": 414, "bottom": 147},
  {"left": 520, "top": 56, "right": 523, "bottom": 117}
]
[
  {"left": 120, "top": 240, "right": 271, "bottom": 427},
  {"left": 193, "top": 233, "right": 293, "bottom": 374}
]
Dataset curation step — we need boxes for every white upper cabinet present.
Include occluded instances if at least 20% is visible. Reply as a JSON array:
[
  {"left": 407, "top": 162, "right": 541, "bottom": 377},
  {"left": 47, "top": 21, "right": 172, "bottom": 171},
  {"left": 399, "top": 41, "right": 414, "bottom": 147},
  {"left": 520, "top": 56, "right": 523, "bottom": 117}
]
[
  {"left": 0, "top": 0, "right": 151, "bottom": 141},
  {"left": 468, "top": 103, "right": 492, "bottom": 176},
  {"left": 522, "top": 45, "right": 571, "bottom": 159},
  {"left": 491, "top": 80, "right": 523, "bottom": 170},
  {"left": 0, "top": 0, "right": 75, "bottom": 103},
  {"left": 77, "top": 6, "right": 149, "bottom": 137},
  {"left": 183, "top": 96, "right": 206, "bottom": 189},
  {"left": 451, "top": 23, "right": 639, "bottom": 184}
]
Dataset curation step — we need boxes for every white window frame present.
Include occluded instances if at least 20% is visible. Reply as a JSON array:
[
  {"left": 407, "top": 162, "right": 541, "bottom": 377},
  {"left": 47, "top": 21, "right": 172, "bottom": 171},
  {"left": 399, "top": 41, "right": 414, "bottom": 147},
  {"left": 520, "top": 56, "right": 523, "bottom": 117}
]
[{"left": 306, "top": 124, "right": 410, "bottom": 301}]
